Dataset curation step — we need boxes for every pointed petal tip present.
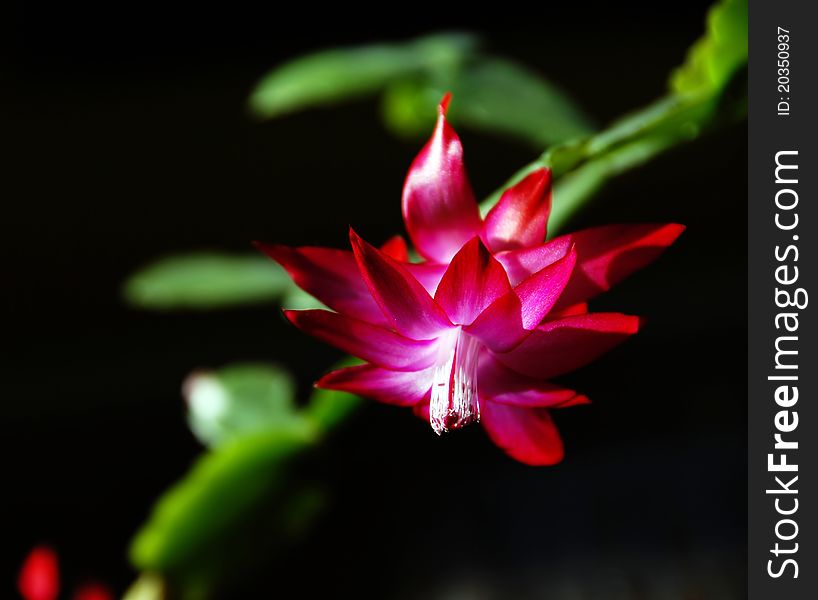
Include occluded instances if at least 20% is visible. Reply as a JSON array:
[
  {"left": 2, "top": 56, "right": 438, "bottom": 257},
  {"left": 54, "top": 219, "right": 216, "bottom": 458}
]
[
  {"left": 668, "top": 222, "right": 686, "bottom": 240},
  {"left": 439, "top": 92, "right": 452, "bottom": 115},
  {"left": 253, "top": 240, "right": 280, "bottom": 257},
  {"left": 315, "top": 368, "right": 348, "bottom": 391},
  {"left": 529, "top": 166, "right": 552, "bottom": 184},
  {"left": 483, "top": 167, "right": 555, "bottom": 253},
  {"left": 348, "top": 227, "right": 453, "bottom": 338},
  {"left": 281, "top": 308, "right": 299, "bottom": 324},
  {"left": 315, "top": 364, "right": 433, "bottom": 406},
  {"left": 402, "top": 92, "right": 481, "bottom": 263},
  {"left": 348, "top": 226, "right": 363, "bottom": 247},
  {"left": 254, "top": 241, "right": 299, "bottom": 266},
  {"left": 314, "top": 372, "right": 333, "bottom": 389},
  {"left": 652, "top": 222, "right": 686, "bottom": 244}
]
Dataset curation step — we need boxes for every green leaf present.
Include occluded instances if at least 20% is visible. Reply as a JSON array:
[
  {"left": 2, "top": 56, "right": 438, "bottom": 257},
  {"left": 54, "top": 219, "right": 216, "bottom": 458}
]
[
  {"left": 130, "top": 357, "right": 365, "bottom": 595},
  {"left": 249, "top": 33, "right": 477, "bottom": 118},
  {"left": 281, "top": 286, "right": 327, "bottom": 311},
  {"left": 123, "top": 252, "right": 292, "bottom": 310},
  {"left": 478, "top": 0, "right": 747, "bottom": 232},
  {"left": 185, "top": 363, "right": 300, "bottom": 448},
  {"left": 129, "top": 426, "right": 317, "bottom": 585},
  {"left": 670, "top": 0, "right": 748, "bottom": 95},
  {"left": 381, "top": 57, "right": 594, "bottom": 146},
  {"left": 300, "top": 356, "right": 364, "bottom": 431},
  {"left": 306, "top": 385, "right": 363, "bottom": 432},
  {"left": 480, "top": 93, "right": 723, "bottom": 232},
  {"left": 122, "top": 575, "right": 166, "bottom": 600}
]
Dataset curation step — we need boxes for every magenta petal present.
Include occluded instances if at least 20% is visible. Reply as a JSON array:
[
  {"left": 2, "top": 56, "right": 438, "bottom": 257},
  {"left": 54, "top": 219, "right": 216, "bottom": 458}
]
[
  {"left": 380, "top": 235, "right": 410, "bottom": 262},
  {"left": 483, "top": 168, "right": 552, "bottom": 253},
  {"left": 401, "top": 96, "right": 482, "bottom": 263},
  {"left": 495, "top": 237, "right": 572, "bottom": 286},
  {"left": 478, "top": 354, "right": 586, "bottom": 407},
  {"left": 546, "top": 302, "right": 589, "bottom": 320},
  {"left": 284, "top": 309, "right": 438, "bottom": 371},
  {"left": 493, "top": 312, "right": 641, "bottom": 379},
  {"left": 496, "top": 223, "right": 685, "bottom": 300},
  {"left": 552, "top": 394, "right": 592, "bottom": 408},
  {"left": 481, "top": 401, "right": 564, "bottom": 466},
  {"left": 465, "top": 247, "right": 577, "bottom": 352},
  {"left": 350, "top": 228, "right": 452, "bottom": 339},
  {"left": 404, "top": 261, "right": 448, "bottom": 296},
  {"left": 257, "top": 243, "right": 387, "bottom": 326},
  {"left": 434, "top": 237, "right": 511, "bottom": 325},
  {"left": 557, "top": 223, "right": 685, "bottom": 307},
  {"left": 317, "top": 364, "right": 433, "bottom": 406}
]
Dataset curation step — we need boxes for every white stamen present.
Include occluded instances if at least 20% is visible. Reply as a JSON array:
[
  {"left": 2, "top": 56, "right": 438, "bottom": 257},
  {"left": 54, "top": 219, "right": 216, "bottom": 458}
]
[{"left": 429, "top": 328, "right": 481, "bottom": 435}]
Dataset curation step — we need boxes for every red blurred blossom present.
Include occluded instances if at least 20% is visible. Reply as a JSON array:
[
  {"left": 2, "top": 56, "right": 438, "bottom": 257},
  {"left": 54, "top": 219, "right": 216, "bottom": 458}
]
[
  {"left": 18, "top": 546, "right": 113, "bottom": 600},
  {"left": 258, "top": 94, "right": 684, "bottom": 465},
  {"left": 18, "top": 547, "right": 59, "bottom": 600}
]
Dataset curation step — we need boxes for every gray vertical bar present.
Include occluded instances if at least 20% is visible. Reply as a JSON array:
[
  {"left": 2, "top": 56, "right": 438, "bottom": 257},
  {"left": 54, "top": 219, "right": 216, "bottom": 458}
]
[{"left": 749, "top": 1, "right": 817, "bottom": 598}]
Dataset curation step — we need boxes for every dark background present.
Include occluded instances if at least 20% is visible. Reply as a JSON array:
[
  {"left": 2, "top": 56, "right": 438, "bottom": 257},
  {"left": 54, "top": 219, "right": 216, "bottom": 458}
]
[{"left": 6, "top": 3, "right": 746, "bottom": 598}]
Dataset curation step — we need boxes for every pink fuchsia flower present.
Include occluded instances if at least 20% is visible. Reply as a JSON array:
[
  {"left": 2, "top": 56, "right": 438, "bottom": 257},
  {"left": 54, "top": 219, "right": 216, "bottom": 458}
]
[
  {"left": 259, "top": 95, "right": 683, "bottom": 466},
  {"left": 18, "top": 545, "right": 114, "bottom": 600}
]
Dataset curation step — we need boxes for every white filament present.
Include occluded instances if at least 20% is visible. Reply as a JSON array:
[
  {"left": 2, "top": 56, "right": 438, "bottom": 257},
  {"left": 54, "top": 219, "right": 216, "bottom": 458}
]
[{"left": 429, "top": 328, "right": 481, "bottom": 435}]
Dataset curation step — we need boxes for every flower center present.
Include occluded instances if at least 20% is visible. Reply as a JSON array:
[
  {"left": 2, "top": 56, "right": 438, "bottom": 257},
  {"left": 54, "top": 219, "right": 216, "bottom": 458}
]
[{"left": 429, "top": 328, "right": 481, "bottom": 435}]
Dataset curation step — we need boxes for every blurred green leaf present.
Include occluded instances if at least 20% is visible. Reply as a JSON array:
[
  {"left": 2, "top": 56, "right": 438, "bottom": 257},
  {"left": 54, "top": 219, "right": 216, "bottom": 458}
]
[
  {"left": 670, "top": 0, "right": 748, "bottom": 95},
  {"left": 129, "top": 426, "right": 316, "bottom": 580},
  {"left": 185, "top": 363, "right": 300, "bottom": 448},
  {"left": 481, "top": 0, "right": 747, "bottom": 233},
  {"left": 306, "top": 383, "right": 363, "bottom": 432},
  {"left": 382, "top": 57, "right": 594, "bottom": 146},
  {"left": 249, "top": 33, "right": 477, "bottom": 118},
  {"left": 123, "top": 253, "right": 291, "bottom": 310},
  {"left": 131, "top": 358, "right": 364, "bottom": 597},
  {"left": 478, "top": 96, "right": 713, "bottom": 222},
  {"left": 122, "top": 574, "right": 167, "bottom": 600},
  {"left": 452, "top": 58, "right": 594, "bottom": 145},
  {"left": 280, "top": 286, "right": 327, "bottom": 311}
]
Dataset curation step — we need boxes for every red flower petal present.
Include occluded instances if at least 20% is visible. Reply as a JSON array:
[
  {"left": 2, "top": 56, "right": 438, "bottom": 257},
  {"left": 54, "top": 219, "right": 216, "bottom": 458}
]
[
  {"left": 257, "top": 243, "right": 387, "bottom": 326},
  {"left": 434, "top": 237, "right": 511, "bottom": 325},
  {"left": 557, "top": 223, "right": 685, "bottom": 307},
  {"left": 284, "top": 309, "right": 438, "bottom": 371},
  {"left": 481, "top": 401, "right": 564, "bottom": 466},
  {"left": 379, "top": 235, "right": 409, "bottom": 262},
  {"left": 401, "top": 95, "right": 482, "bottom": 263},
  {"left": 495, "top": 236, "right": 572, "bottom": 286},
  {"left": 413, "top": 399, "right": 430, "bottom": 421},
  {"left": 350, "top": 228, "right": 452, "bottom": 340},
  {"left": 496, "top": 224, "right": 685, "bottom": 302},
  {"left": 547, "top": 302, "right": 588, "bottom": 319},
  {"left": 404, "top": 262, "right": 448, "bottom": 296},
  {"left": 465, "top": 246, "right": 577, "bottom": 352},
  {"left": 478, "top": 354, "right": 588, "bottom": 407},
  {"left": 18, "top": 546, "right": 59, "bottom": 600},
  {"left": 317, "top": 364, "right": 433, "bottom": 406},
  {"left": 493, "top": 312, "right": 641, "bottom": 379},
  {"left": 483, "top": 168, "right": 552, "bottom": 252}
]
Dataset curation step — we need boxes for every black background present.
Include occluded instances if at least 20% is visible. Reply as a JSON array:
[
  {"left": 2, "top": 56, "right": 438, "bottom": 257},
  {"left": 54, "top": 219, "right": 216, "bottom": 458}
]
[{"left": 6, "top": 2, "right": 746, "bottom": 598}]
